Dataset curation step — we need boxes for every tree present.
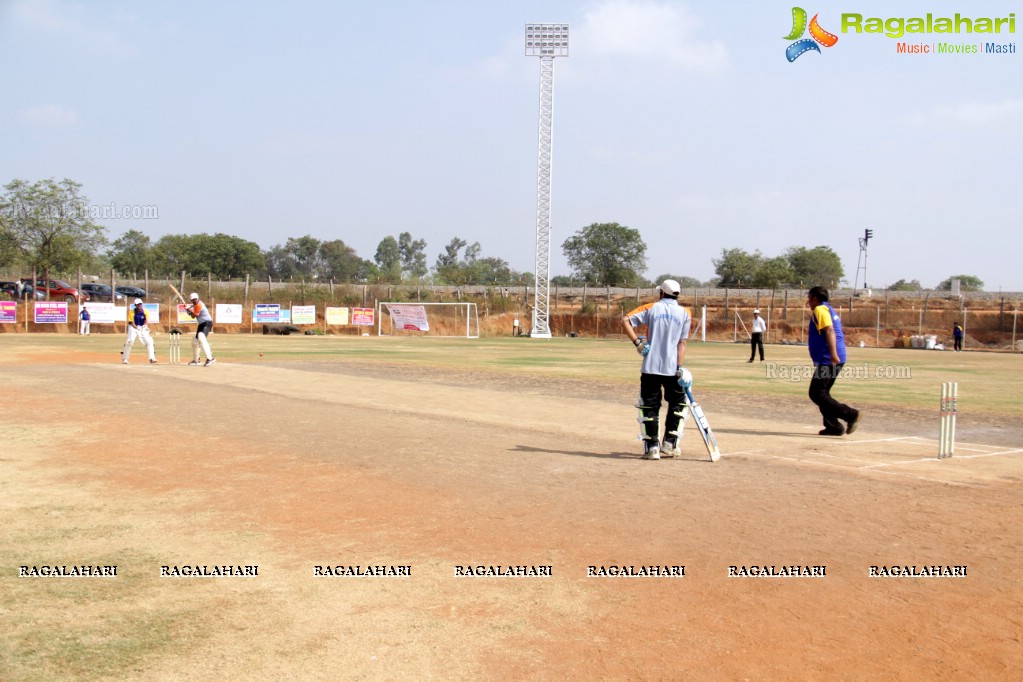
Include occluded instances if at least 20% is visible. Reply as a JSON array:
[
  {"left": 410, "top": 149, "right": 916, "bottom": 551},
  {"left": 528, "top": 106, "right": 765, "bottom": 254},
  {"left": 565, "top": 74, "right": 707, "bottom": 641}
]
[
  {"left": 319, "top": 239, "right": 364, "bottom": 282},
  {"left": 281, "top": 235, "right": 323, "bottom": 279},
  {"left": 109, "top": 229, "right": 155, "bottom": 276},
  {"left": 652, "top": 274, "right": 704, "bottom": 289},
  {"left": 561, "top": 222, "right": 647, "bottom": 286},
  {"left": 936, "top": 274, "right": 984, "bottom": 292},
  {"left": 431, "top": 238, "right": 518, "bottom": 285},
  {"left": 785, "top": 246, "right": 844, "bottom": 287},
  {"left": 434, "top": 237, "right": 470, "bottom": 284},
  {"left": 435, "top": 237, "right": 466, "bottom": 269},
  {"left": 374, "top": 236, "right": 402, "bottom": 282},
  {"left": 0, "top": 178, "right": 107, "bottom": 274},
  {"left": 888, "top": 279, "right": 923, "bottom": 291},
  {"left": 713, "top": 248, "right": 762, "bottom": 287},
  {"left": 264, "top": 244, "right": 298, "bottom": 280},
  {"left": 751, "top": 256, "right": 793, "bottom": 289},
  {"left": 398, "top": 232, "right": 428, "bottom": 280},
  {"left": 204, "top": 233, "right": 264, "bottom": 278},
  {"left": 152, "top": 233, "right": 264, "bottom": 278}
]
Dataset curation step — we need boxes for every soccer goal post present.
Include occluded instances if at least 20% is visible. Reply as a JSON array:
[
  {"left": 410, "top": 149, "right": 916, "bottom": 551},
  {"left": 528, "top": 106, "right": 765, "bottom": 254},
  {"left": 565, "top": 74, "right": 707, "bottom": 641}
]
[{"left": 377, "top": 302, "right": 480, "bottom": 338}]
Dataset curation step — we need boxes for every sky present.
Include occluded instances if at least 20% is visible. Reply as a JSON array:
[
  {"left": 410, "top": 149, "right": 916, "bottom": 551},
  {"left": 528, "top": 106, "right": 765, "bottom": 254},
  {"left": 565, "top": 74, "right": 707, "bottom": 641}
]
[{"left": 2, "top": 0, "right": 1020, "bottom": 290}]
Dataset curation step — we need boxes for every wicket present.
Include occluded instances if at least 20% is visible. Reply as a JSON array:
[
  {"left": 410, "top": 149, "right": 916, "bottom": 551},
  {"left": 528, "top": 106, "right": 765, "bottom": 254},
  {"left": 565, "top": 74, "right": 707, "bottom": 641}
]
[
  {"left": 169, "top": 331, "right": 182, "bottom": 365},
  {"left": 939, "top": 381, "right": 958, "bottom": 459}
]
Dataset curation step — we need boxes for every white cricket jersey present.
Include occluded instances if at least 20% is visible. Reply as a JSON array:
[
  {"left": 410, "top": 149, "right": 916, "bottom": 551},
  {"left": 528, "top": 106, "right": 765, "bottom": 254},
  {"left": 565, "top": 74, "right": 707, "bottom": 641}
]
[{"left": 627, "top": 298, "right": 691, "bottom": 376}]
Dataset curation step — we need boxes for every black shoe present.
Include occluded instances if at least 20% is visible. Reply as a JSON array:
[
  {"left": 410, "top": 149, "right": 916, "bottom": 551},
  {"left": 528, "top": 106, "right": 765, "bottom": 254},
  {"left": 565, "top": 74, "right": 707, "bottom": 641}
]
[
  {"left": 747, "top": 358, "right": 754, "bottom": 363},
  {"left": 819, "top": 428, "right": 845, "bottom": 436},
  {"left": 846, "top": 409, "right": 860, "bottom": 435}
]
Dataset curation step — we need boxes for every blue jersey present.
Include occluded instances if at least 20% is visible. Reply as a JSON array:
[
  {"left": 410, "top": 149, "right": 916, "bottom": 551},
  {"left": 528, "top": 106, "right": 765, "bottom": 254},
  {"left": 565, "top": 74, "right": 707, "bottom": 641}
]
[
  {"left": 131, "top": 306, "right": 149, "bottom": 327},
  {"left": 808, "top": 302, "right": 846, "bottom": 365}
]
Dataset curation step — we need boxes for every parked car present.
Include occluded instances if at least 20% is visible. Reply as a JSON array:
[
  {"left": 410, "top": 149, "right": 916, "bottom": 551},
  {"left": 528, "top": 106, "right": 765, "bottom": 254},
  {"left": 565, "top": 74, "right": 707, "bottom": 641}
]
[
  {"left": 80, "top": 283, "right": 126, "bottom": 303},
  {"left": 1, "top": 281, "right": 44, "bottom": 300},
  {"left": 115, "top": 285, "right": 147, "bottom": 299},
  {"left": 20, "top": 278, "right": 89, "bottom": 303}
]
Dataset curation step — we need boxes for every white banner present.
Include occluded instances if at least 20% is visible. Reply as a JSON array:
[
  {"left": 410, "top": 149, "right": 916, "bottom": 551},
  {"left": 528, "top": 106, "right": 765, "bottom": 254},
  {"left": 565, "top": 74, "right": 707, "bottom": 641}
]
[
  {"left": 216, "top": 303, "right": 243, "bottom": 324},
  {"left": 80, "top": 302, "right": 120, "bottom": 324},
  {"left": 325, "top": 307, "right": 349, "bottom": 325},
  {"left": 292, "top": 305, "right": 316, "bottom": 325},
  {"left": 387, "top": 304, "right": 429, "bottom": 332}
]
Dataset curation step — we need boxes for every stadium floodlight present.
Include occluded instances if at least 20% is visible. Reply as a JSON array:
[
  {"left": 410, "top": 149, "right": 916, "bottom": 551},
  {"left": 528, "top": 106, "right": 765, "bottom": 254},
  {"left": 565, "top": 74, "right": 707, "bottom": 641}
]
[
  {"left": 525, "top": 23, "right": 568, "bottom": 339},
  {"left": 855, "top": 229, "right": 874, "bottom": 291}
]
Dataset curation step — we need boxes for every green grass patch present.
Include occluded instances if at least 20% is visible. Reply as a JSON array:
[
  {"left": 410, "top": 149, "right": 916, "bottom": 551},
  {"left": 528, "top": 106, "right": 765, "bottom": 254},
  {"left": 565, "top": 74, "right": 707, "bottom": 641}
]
[{"left": 2, "top": 334, "right": 1019, "bottom": 415}]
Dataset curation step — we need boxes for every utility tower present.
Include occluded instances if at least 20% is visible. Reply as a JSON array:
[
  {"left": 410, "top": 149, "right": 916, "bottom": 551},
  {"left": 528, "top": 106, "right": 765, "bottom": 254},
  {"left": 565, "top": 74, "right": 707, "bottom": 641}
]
[
  {"left": 525, "top": 23, "right": 568, "bottom": 338},
  {"left": 854, "top": 229, "right": 873, "bottom": 291}
]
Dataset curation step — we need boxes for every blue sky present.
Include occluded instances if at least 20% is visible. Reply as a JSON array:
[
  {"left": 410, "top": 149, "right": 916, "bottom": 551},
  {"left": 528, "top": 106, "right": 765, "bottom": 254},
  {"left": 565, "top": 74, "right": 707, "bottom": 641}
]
[{"left": 2, "top": 0, "right": 1020, "bottom": 289}]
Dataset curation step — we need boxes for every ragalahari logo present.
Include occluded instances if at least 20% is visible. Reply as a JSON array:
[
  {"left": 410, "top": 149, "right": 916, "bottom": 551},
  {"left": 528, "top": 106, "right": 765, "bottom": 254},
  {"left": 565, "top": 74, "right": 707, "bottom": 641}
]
[{"left": 784, "top": 7, "right": 839, "bottom": 61}]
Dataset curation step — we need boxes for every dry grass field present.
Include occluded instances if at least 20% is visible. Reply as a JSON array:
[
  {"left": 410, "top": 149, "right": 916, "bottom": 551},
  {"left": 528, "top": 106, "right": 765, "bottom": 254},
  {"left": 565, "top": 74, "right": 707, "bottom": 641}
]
[{"left": 1, "top": 333, "right": 1021, "bottom": 680}]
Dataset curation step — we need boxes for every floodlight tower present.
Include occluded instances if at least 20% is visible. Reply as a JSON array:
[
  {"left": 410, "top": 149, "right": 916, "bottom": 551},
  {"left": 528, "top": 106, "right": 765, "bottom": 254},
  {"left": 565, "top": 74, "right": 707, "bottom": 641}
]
[
  {"left": 854, "top": 229, "right": 873, "bottom": 291},
  {"left": 525, "top": 23, "right": 568, "bottom": 339}
]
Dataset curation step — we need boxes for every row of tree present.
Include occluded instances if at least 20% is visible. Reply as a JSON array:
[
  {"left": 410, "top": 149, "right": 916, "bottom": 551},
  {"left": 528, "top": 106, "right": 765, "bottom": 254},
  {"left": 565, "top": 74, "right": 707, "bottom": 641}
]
[{"left": 0, "top": 178, "right": 984, "bottom": 291}]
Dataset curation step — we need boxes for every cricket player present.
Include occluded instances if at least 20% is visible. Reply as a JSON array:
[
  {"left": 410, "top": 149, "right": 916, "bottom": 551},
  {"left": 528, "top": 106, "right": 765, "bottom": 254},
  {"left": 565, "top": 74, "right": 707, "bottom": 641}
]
[
  {"left": 184, "top": 292, "right": 216, "bottom": 366},
  {"left": 79, "top": 306, "right": 90, "bottom": 335},
  {"left": 123, "top": 298, "right": 157, "bottom": 364},
  {"left": 622, "top": 280, "right": 692, "bottom": 460},
  {"left": 807, "top": 286, "right": 859, "bottom": 436}
]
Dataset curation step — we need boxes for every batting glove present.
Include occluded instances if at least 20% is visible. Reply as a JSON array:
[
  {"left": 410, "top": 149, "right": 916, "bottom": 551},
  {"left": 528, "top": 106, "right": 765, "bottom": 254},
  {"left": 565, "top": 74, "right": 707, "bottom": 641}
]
[
  {"left": 633, "top": 336, "right": 650, "bottom": 356},
  {"left": 676, "top": 367, "right": 693, "bottom": 388}
]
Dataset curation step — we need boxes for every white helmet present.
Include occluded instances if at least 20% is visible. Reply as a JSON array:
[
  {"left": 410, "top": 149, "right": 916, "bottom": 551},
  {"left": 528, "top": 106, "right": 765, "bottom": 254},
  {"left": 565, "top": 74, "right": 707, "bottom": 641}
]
[
  {"left": 189, "top": 292, "right": 199, "bottom": 301},
  {"left": 133, "top": 298, "right": 143, "bottom": 305}
]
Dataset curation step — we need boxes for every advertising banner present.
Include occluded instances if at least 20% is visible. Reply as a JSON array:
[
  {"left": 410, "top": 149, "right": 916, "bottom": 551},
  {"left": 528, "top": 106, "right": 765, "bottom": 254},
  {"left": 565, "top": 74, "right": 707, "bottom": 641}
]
[
  {"left": 386, "top": 304, "right": 430, "bottom": 331},
  {"left": 34, "top": 302, "right": 68, "bottom": 323},
  {"left": 292, "top": 305, "right": 316, "bottom": 325},
  {"left": 325, "top": 307, "right": 349, "bottom": 326},
  {"left": 352, "top": 307, "right": 375, "bottom": 326},
  {"left": 253, "top": 304, "right": 282, "bottom": 323},
  {"left": 216, "top": 303, "right": 243, "bottom": 324},
  {"left": 80, "top": 302, "right": 119, "bottom": 324}
]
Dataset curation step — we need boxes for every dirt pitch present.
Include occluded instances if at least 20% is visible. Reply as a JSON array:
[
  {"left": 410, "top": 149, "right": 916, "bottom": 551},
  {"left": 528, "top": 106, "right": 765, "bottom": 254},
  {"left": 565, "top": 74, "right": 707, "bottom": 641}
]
[{"left": 1, "top": 335, "right": 1021, "bottom": 681}]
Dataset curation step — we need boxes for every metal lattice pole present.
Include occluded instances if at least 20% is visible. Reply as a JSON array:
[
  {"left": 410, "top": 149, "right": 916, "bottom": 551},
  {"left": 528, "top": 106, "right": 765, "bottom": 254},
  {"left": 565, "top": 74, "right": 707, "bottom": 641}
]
[
  {"left": 525, "top": 23, "right": 567, "bottom": 339},
  {"left": 531, "top": 56, "right": 555, "bottom": 338}
]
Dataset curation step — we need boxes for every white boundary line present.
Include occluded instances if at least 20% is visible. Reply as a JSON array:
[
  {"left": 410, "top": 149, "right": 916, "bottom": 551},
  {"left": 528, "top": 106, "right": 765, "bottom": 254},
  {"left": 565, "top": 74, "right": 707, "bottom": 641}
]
[
  {"left": 954, "top": 448, "right": 1023, "bottom": 460},
  {"left": 730, "top": 435, "right": 1022, "bottom": 487}
]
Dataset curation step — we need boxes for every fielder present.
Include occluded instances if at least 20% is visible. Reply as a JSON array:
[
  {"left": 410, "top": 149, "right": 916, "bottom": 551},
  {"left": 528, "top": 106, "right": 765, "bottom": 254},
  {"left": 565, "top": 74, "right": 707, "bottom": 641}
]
[
  {"left": 123, "top": 298, "right": 157, "bottom": 364},
  {"left": 184, "top": 292, "right": 216, "bottom": 366},
  {"left": 79, "top": 305, "right": 90, "bottom": 335},
  {"left": 622, "top": 280, "right": 692, "bottom": 460}
]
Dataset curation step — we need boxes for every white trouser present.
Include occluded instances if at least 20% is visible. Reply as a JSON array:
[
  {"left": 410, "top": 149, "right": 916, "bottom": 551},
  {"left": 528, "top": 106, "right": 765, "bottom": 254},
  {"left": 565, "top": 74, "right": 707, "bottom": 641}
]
[
  {"left": 192, "top": 331, "right": 213, "bottom": 362},
  {"left": 123, "top": 326, "right": 155, "bottom": 361},
  {"left": 79, "top": 320, "right": 90, "bottom": 335}
]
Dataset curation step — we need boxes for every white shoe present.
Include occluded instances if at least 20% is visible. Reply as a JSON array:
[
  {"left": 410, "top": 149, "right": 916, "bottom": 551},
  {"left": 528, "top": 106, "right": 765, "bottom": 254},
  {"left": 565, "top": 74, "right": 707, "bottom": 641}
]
[
  {"left": 642, "top": 444, "right": 660, "bottom": 460},
  {"left": 660, "top": 439, "right": 679, "bottom": 458},
  {"left": 122, "top": 360, "right": 128, "bottom": 364},
  {"left": 188, "top": 360, "right": 200, "bottom": 365}
]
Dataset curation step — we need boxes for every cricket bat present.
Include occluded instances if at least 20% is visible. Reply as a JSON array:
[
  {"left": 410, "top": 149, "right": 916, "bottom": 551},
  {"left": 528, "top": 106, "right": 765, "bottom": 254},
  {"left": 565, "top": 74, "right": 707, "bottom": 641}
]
[
  {"left": 681, "top": 385, "right": 721, "bottom": 462},
  {"left": 168, "top": 283, "right": 187, "bottom": 305}
]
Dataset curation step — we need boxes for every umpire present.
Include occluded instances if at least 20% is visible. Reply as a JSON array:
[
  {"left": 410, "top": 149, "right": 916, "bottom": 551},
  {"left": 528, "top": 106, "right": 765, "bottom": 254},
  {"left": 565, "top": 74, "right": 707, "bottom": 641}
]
[
  {"left": 622, "top": 280, "right": 692, "bottom": 460},
  {"left": 748, "top": 309, "right": 766, "bottom": 362}
]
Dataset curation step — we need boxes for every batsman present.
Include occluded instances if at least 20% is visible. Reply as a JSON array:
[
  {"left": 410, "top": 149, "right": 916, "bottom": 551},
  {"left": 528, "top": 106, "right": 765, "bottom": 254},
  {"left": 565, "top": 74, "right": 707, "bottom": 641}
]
[
  {"left": 622, "top": 280, "right": 692, "bottom": 460},
  {"left": 183, "top": 292, "right": 216, "bottom": 366}
]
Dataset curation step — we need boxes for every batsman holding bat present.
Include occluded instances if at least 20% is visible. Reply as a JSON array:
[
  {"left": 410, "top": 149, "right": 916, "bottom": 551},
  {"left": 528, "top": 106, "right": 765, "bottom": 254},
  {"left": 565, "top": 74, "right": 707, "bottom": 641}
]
[
  {"left": 622, "top": 280, "right": 691, "bottom": 460},
  {"left": 184, "top": 292, "right": 216, "bottom": 366}
]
